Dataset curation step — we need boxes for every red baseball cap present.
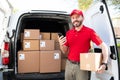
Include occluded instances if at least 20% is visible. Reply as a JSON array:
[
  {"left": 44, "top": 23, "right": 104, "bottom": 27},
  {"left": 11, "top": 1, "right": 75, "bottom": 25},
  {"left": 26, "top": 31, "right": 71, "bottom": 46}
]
[{"left": 70, "top": 9, "right": 84, "bottom": 17}]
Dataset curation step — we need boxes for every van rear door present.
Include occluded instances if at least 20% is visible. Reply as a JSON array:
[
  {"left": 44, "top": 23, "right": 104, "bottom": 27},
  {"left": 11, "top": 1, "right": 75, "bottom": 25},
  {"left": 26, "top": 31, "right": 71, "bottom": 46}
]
[
  {"left": 0, "top": 0, "right": 12, "bottom": 78},
  {"left": 0, "top": 0, "right": 12, "bottom": 46},
  {"left": 84, "top": 0, "right": 119, "bottom": 80}
]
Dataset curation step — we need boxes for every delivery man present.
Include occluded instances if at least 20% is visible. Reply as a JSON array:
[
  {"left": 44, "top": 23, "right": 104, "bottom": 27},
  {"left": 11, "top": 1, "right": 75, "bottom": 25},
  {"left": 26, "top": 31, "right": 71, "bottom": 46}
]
[{"left": 58, "top": 9, "right": 108, "bottom": 80}]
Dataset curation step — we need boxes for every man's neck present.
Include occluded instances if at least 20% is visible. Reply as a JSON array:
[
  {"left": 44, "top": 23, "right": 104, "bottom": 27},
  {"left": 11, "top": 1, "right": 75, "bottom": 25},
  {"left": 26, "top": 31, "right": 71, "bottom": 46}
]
[{"left": 75, "top": 24, "right": 83, "bottom": 31}]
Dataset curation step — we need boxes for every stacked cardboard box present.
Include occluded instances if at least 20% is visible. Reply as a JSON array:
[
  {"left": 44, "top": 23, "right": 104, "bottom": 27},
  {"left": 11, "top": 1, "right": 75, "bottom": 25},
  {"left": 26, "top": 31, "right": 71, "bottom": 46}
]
[
  {"left": 18, "top": 30, "right": 66, "bottom": 73},
  {"left": 18, "top": 29, "right": 40, "bottom": 73},
  {"left": 51, "top": 33, "right": 67, "bottom": 71},
  {"left": 40, "top": 40, "right": 54, "bottom": 50},
  {"left": 39, "top": 32, "right": 61, "bottom": 73},
  {"left": 40, "top": 32, "right": 50, "bottom": 40},
  {"left": 23, "top": 29, "right": 40, "bottom": 51},
  {"left": 40, "top": 50, "right": 61, "bottom": 73},
  {"left": 18, "top": 51, "right": 39, "bottom": 73}
]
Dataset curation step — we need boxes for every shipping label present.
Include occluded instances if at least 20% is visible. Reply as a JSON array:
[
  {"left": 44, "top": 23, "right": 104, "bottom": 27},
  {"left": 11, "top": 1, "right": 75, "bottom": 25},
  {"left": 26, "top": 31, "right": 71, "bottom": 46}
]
[
  {"left": 25, "top": 42, "right": 30, "bottom": 48},
  {"left": 24, "top": 31, "right": 30, "bottom": 37},
  {"left": 40, "top": 41, "right": 46, "bottom": 47},
  {"left": 19, "top": 54, "right": 25, "bottom": 60},
  {"left": 54, "top": 53, "right": 59, "bottom": 59}
]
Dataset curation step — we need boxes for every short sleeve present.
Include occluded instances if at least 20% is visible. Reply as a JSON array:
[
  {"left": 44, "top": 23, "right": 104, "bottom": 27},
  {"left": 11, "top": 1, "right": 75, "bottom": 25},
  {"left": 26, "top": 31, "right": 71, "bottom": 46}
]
[{"left": 90, "top": 29, "right": 103, "bottom": 46}]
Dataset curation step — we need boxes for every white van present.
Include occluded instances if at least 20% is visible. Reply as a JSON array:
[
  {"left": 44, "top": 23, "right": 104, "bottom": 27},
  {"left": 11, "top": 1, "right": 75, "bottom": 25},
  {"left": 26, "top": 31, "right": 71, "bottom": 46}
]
[{"left": 0, "top": 0, "right": 119, "bottom": 80}]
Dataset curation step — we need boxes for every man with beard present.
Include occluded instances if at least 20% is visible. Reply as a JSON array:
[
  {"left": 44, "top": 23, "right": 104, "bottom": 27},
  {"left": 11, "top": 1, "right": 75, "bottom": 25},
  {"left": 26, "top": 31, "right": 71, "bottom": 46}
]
[{"left": 58, "top": 9, "right": 108, "bottom": 80}]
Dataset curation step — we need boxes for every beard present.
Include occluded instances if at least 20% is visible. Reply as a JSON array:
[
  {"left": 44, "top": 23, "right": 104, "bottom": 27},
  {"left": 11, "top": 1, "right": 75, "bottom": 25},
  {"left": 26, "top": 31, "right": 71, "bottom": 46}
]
[{"left": 72, "top": 20, "right": 83, "bottom": 27}]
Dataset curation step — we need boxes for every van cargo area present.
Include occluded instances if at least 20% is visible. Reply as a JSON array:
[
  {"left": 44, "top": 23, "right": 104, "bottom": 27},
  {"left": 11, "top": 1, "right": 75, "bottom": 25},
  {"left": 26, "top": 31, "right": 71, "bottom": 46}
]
[
  {"left": 20, "top": 13, "right": 70, "bottom": 33},
  {"left": 15, "top": 12, "right": 70, "bottom": 79}
]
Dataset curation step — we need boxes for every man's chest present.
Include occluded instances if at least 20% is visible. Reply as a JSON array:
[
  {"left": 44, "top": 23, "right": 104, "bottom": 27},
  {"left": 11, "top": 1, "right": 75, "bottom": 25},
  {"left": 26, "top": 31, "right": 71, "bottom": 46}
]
[{"left": 67, "top": 31, "right": 90, "bottom": 45}]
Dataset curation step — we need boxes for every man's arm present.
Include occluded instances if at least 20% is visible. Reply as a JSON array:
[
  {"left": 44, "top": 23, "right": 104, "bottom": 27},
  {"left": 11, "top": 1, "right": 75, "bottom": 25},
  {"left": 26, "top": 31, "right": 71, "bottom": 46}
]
[
  {"left": 99, "top": 42, "right": 108, "bottom": 63},
  {"left": 58, "top": 36, "right": 68, "bottom": 54},
  {"left": 60, "top": 45, "right": 68, "bottom": 54},
  {"left": 97, "top": 42, "right": 108, "bottom": 73}
]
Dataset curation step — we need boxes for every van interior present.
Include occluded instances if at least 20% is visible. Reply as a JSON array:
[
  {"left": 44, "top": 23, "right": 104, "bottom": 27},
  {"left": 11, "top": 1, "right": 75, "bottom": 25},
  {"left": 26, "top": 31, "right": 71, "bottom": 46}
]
[
  {"left": 16, "top": 13, "right": 70, "bottom": 50},
  {"left": 15, "top": 13, "right": 71, "bottom": 79}
]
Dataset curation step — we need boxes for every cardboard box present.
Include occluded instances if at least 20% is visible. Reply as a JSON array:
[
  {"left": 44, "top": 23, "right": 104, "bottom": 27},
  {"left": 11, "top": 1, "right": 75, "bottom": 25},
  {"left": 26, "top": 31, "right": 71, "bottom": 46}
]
[
  {"left": 18, "top": 51, "right": 39, "bottom": 73},
  {"left": 80, "top": 53, "right": 102, "bottom": 71},
  {"left": 61, "top": 58, "right": 67, "bottom": 71},
  {"left": 40, "top": 50, "right": 61, "bottom": 73},
  {"left": 40, "top": 32, "right": 50, "bottom": 40},
  {"left": 51, "top": 33, "right": 59, "bottom": 42},
  {"left": 61, "top": 51, "right": 68, "bottom": 58},
  {"left": 24, "top": 29, "right": 40, "bottom": 39},
  {"left": 55, "top": 42, "right": 68, "bottom": 58},
  {"left": 40, "top": 40, "right": 54, "bottom": 50},
  {"left": 55, "top": 42, "right": 60, "bottom": 50},
  {"left": 23, "top": 40, "right": 39, "bottom": 50}
]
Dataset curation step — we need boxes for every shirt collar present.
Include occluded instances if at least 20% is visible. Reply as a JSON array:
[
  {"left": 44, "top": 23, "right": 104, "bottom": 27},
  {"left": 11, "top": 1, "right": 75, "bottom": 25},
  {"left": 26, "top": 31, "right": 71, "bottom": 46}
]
[{"left": 73, "top": 25, "right": 85, "bottom": 32}]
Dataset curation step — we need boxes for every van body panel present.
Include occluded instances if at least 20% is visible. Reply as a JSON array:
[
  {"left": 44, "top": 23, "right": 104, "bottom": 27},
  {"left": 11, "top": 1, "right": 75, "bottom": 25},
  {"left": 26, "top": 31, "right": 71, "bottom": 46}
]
[
  {"left": 0, "top": 0, "right": 12, "bottom": 48},
  {"left": 0, "top": 0, "right": 13, "bottom": 80},
  {"left": 84, "top": 1, "right": 119, "bottom": 80}
]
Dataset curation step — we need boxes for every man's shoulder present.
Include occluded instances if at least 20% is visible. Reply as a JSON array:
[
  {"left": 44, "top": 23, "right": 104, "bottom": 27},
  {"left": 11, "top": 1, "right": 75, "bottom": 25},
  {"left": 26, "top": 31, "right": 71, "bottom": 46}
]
[{"left": 83, "top": 25, "right": 94, "bottom": 32}]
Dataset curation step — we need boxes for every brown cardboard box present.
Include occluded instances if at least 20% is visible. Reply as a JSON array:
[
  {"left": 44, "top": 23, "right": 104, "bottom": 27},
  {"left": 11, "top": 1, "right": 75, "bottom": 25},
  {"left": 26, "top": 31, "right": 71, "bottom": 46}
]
[
  {"left": 18, "top": 51, "right": 39, "bottom": 73},
  {"left": 61, "top": 52, "right": 68, "bottom": 58},
  {"left": 55, "top": 42, "right": 60, "bottom": 50},
  {"left": 23, "top": 40, "right": 39, "bottom": 50},
  {"left": 40, "top": 32, "right": 50, "bottom": 40},
  {"left": 40, "top": 50, "right": 61, "bottom": 73},
  {"left": 61, "top": 58, "right": 67, "bottom": 71},
  {"left": 40, "top": 40, "right": 54, "bottom": 50},
  {"left": 55, "top": 42, "right": 68, "bottom": 58},
  {"left": 24, "top": 29, "right": 40, "bottom": 39},
  {"left": 80, "top": 53, "right": 102, "bottom": 71},
  {"left": 51, "top": 33, "right": 59, "bottom": 42}
]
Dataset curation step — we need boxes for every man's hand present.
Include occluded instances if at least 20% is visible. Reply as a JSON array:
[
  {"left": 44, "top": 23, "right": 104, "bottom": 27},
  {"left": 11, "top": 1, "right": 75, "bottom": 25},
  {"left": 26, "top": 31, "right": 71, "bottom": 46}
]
[
  {"left": 97, "top": 64, "right": 106, "bottom": 73},
  {"left": 58, "top": 36, "right": 68, "bottom": 54},
  {"left": 58, "top": 36, "right": 66, "bottom": 46}
]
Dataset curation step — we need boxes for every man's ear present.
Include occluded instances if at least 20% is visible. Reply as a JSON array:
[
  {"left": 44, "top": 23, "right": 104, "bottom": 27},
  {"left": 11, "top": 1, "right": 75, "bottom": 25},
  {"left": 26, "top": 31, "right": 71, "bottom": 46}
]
[
  {"left": 81, "top": 16, "right": 84, "bottom": 22},
  {"left": 82, "top": 16, "right": 84, "bottom": 20}
]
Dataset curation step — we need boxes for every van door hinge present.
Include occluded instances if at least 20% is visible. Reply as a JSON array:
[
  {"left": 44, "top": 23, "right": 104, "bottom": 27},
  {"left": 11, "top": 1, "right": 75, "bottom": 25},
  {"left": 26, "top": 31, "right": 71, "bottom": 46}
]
[
  {"left": 110, "top": 46, "right": 117, "bottom": 60},
  {"left": 100, "top": 5, "right": 104, "bottom": 13}
]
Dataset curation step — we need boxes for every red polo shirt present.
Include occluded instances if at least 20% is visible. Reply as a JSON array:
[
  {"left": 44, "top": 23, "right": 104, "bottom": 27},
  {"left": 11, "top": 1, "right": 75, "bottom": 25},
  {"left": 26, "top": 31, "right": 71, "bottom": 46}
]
[{"left": 64, "top": 25, "right": 103, "bottom": 62}]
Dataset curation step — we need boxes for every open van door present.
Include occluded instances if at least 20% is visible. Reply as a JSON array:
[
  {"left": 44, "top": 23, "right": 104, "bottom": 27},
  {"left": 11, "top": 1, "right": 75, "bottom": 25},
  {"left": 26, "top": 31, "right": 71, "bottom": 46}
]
[
  {"left": 0, "top": 0, "right": 12, "bottom": 79},
  {"left": 84, "top": 0, "right": 120, "bottom": 80}
]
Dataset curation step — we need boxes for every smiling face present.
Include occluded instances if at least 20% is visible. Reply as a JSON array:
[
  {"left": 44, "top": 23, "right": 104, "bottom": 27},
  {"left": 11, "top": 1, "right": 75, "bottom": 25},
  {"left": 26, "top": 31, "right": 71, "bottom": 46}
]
[{"left": 71, "top": 14, "right": 84, "bottom": 28}]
